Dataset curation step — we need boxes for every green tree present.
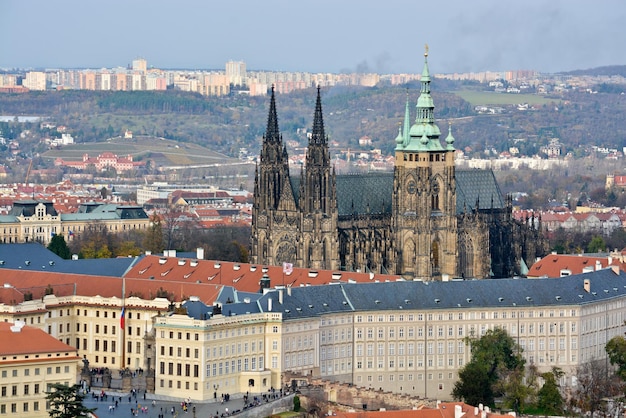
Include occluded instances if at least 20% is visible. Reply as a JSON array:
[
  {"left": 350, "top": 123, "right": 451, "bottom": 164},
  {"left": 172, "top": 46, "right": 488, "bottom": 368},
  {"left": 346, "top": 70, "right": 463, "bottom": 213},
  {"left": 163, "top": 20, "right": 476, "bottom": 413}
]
[
  {"left": 70, "top": 222, "right": 114, "bottom": 259},
  {"left": 47, "top": 234, "right": 71, "bottom": 259},
  {"left": 46, "top": 383, "right": 95, "bottom": 418},
  {"left": 537, "top": 367, "right": 564, "bottom": 415},
  {"left": 587, "top": 235, "right": 606, "bottom": 253},
  {"left": 143, "top": 215, "right": 164, "bottom": 254},
  {"left": 606, "top": 334, "right": 626, "bottom": 380},
  {"left": 452, "top": 328, "right": 525, "bottom": 407},
  {"left": 293, "top": 395, "right": 301, "bottom": 412}
]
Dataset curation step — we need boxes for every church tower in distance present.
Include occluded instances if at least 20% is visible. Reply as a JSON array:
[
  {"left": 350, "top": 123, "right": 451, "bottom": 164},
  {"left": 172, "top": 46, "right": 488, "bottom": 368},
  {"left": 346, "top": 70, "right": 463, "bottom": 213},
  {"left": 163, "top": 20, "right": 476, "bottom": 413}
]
[{"left": 392, "top": 46, "right": 458, "bottom": 280}]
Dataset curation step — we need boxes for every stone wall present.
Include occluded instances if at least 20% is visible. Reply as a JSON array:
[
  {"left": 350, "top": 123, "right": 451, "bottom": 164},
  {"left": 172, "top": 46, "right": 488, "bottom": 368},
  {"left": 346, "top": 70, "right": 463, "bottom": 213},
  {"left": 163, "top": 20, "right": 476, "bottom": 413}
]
[
  {"left": 232, "top": 394, "right": 298, "bottom": 418},
  {"left": 284, "top": 372, "right": 436, "bottom": 413}
]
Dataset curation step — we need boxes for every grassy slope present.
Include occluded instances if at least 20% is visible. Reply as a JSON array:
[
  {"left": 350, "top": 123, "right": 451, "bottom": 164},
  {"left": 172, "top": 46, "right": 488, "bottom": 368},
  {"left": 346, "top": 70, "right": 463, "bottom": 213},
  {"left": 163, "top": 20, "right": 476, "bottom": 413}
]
[
  {"left": 41, "top": 136, "right": 238, "bottom": 167},
  {"left": 453, "top": 90, "right": 560, "bottom": 106}
]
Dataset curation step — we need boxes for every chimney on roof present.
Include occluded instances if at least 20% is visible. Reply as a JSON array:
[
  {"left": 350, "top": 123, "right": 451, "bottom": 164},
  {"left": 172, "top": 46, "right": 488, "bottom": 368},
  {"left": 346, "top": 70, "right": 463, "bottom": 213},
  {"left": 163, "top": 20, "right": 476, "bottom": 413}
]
[
  {"left": 454, "top": 405, "right": 463, "bottom": 418},
  {"left": 584, "top": 278, "right": 591, "bottom": 293},
  {"left": 268, "top": 298, "right": 272, "bottom": 312},
  {"left": 259, "top": 274, "right": 270, "bottom": 293},
  {"left": 596, "top": 260, "right": 602, "bottom": 271},
  {"left": 197, "top": 247, "right": 204, "bottom": 260},
  {"left": 278, "top": 289, "right": 283, "bottom": 304},
  {"left": 10, "top": 320, "right": 25, "bottom": 333}
]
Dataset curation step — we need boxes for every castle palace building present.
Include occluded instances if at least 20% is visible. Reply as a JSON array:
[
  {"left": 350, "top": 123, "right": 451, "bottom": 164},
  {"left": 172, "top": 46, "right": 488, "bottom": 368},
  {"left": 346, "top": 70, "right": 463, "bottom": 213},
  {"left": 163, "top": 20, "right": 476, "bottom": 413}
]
[{"left": 251, "top": 51, "right": 545, "bottom": 280}]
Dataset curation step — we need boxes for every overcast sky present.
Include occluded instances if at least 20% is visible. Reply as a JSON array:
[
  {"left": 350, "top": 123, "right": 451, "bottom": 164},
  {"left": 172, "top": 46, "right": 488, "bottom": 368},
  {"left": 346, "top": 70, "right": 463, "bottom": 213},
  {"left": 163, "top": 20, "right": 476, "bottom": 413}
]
[{"left": 1, "top": 0, "right": 624, "bottom": 74}]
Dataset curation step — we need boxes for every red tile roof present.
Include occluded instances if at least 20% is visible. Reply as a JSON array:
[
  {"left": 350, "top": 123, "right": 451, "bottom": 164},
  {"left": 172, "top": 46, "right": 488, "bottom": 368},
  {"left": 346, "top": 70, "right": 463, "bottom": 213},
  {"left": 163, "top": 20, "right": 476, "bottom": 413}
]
[
  {"left": 0, "top": 321, "right": 78, "bottom": 356},
  {"left": 124, "top": 255, "right": 401, "bottom": 293},
  {"left": 333, "top": 402, "right": 510, "bottom": 418},
  {"left": 528, "top": 254, "right": 626, "bottom": 278},
  {"left": 0, "top": 269, "right": 223, "bottom": 306}
]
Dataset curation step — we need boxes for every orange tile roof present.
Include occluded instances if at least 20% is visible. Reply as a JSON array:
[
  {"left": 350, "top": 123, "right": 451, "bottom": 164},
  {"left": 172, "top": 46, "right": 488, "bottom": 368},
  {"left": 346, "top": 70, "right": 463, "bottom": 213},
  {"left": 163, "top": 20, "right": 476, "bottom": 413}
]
[
  {"left": 124, "top": 255, "right": 401, "bottom": 293},
  {"left": 528, "top": 254, "right": 626, "bottom": 278},
  {"left": 333, "top": 402, "right": 510, "bottom": 418},
  {"left": 0, "top": 269, "right": 223, "bottom": 306},
  {"left": 0, "top": 321, "right": 78, "bottom": 356}
]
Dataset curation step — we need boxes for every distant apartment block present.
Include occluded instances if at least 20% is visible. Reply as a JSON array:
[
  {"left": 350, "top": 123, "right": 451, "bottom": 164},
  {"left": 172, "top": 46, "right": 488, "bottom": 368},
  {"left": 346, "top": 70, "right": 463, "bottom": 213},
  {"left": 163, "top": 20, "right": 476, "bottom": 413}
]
[
  {"left": 132, "top": 58, "right": 147, "bottom": 73},
  {"left": 23, "top": 71, "right": 46, "bottom": 91},
  {"left": 225, "top": 60, "right": 246, "bottom": 87},
  {"left": 1, "top": 60, "right": 549, "bottom": 97}
]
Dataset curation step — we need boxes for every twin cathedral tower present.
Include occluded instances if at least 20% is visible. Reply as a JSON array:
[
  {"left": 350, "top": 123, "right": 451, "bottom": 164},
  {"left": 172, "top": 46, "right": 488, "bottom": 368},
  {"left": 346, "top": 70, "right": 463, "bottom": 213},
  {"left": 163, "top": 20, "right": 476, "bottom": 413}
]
[{"left": 251, "top": 50, "right": 544, "bottom": 280}]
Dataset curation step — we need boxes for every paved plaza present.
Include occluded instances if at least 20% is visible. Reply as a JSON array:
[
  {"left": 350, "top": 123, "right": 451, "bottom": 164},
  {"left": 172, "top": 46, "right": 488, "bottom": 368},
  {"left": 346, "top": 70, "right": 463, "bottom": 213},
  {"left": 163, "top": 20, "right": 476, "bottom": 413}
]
[{"left": 82, "top": 388, "right": 292, "bottom": 418}]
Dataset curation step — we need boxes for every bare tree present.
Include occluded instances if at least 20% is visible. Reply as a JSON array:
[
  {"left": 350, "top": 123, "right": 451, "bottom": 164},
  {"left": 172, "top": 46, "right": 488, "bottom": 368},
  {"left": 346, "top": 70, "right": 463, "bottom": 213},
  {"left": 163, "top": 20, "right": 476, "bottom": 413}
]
[{"left": 570, "top": 358, "right": 623, "bottom": 417}]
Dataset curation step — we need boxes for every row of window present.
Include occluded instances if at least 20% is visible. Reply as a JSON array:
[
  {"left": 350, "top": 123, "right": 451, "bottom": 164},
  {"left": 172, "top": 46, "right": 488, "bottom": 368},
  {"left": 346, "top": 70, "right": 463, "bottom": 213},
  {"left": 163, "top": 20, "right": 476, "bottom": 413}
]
[
  {"left": 204, "top": 357, "right": 266, "bottom": 377},
  {"left": 160, "top": 346, "right": 199, "bottom": 358},
  {"left": 354, "top": 322, "right": 576, "bottom": 340},
  {"left": 53, "top": 308, "right": 122, "bottom": 319},
  {"left": 355, "top": 372, "right": 452, "bottom": 383},
  {"left": 0, "top": 401, "right": 41, "bottom": 414},
  {"left": 0, "top": 366, "right": 68, "bottom": 379},
  {"left": 205, "top": 341, "right": 264, "bottom": 358},
  {"left": 0, "top": 383, "right": 41, "bottom": 397},
  {"left": 159, "top": 362, "right": 200, "bottom": 378},
  {"left": 354, "top": 356, "right": 465, "bottom": 370},
  {"left": 355, "top": 309, "right": 578, "bottom": 323},
  {"left": 159, "top": 380, "right": 199, "bottom": 391}
]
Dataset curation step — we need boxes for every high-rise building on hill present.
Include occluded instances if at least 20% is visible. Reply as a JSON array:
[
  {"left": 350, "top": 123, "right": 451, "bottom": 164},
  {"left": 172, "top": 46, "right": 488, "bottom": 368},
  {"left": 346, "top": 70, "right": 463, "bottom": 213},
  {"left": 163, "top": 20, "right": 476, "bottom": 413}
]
[{"left": 251, "top": 50, "right": 546, "bottom": 280}]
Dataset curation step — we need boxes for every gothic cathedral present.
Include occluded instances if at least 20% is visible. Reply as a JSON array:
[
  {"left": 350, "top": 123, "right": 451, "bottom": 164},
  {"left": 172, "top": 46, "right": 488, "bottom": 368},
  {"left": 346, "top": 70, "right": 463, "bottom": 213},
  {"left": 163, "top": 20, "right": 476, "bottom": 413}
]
[{"left": 251, "top": 51, "right": 545, "bottom": 280}]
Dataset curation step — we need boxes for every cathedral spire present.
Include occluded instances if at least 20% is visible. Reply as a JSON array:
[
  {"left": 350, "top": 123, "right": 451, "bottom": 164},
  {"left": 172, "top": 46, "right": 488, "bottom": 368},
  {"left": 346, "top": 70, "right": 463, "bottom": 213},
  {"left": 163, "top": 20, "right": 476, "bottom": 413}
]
[
  {"left": 256, "top": 85, "right": 290, "bottom": 211},
  {"left": 399, "top": 44, "right": 442, "bottom": 152},
  {"left": 310, "top": 86, "right": 326, "bottom": 145},
  {"left": 416, "top": 44, "right": 435, "bottom": 126},
  {"left": 303, "top": 86, "right": 334, "bottom": 214},
  {"left": 266, "top": 85, "right": 280, "bottom": 144}
]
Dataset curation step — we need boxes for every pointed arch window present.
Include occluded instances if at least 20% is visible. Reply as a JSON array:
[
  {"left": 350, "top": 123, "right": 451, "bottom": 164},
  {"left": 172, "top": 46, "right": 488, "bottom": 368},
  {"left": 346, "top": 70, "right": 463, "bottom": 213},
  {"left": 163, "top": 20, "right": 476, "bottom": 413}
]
[
  {"left": 459, "top": 235, "right": 474, "bottom": 279},
  {"left": 431, "top": 181, "right": 440, "bottom": 211},
  {"left": 431, "top": 241, "right": 440, "bottom": 273}
]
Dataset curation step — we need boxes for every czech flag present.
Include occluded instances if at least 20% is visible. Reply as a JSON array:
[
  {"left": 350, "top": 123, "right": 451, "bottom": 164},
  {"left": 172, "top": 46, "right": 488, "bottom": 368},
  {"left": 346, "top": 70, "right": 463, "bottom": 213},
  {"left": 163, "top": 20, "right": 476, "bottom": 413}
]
[
  {"left": 282, "top": 262, "right": 293, "bottom": 275},
  {"left": 120, "top": 307, "right": 125, "bottom": 329}
]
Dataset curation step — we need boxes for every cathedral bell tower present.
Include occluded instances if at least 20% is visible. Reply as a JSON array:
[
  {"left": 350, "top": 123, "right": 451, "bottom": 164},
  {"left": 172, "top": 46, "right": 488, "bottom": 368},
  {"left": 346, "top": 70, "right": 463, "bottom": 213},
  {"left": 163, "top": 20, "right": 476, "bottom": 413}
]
[
  {"left": 251, "top": 86, "right": 298, "bottom": 267},
  {"left": 392, "top": 47, "right": 457, "bottom": 280},
  {"left": 299, "top": 87, "right": 340, "bottom": 270}
]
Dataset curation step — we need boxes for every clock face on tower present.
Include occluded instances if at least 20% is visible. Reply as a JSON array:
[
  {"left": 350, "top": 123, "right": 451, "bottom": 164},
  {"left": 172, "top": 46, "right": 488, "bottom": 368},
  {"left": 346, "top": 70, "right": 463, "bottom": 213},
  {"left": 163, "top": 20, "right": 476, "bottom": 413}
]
[{"left": 407, "top": 180, "right": 416, "bottom": 194}]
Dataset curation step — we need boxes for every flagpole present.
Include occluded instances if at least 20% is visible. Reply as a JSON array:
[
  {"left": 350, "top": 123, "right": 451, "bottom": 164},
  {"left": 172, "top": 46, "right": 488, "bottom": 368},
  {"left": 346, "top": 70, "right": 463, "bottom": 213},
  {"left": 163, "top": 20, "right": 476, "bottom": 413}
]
[{"left": 121, "top": 277, "right": 126, "bottom": 370}]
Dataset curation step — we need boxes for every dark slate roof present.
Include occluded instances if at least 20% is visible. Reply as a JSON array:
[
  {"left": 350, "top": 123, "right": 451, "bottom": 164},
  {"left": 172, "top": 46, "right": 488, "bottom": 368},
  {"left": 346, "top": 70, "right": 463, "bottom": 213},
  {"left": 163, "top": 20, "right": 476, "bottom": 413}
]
[
  {"left": 182, "top": 294, "right": 263, "bottom": 320},
  {"left": 10, "top": 200, "right": 58, "bottom": 216},
  {"left": 455, "top": 169, "right": 505, "bottom": 212},
  {"left": 336, "top": 174, "right": 394, "bottom": 216},
  {"left": 243, "top": 269, "right": 624, "bottom": 320},
  {"left": 182, "top": 299, "right": 214, "bottom": 320},
  {"left": 0, "top": 243, "right": 141, "bottom": 277},
  {"left": 288, "top": 169, "right": 504, "bottom": 217},
  {"left": 61, "top": 204, "right": 148, "bottom": 221},
  {"left": 258, "top": 283, "right": 356, "bottom": 319}
]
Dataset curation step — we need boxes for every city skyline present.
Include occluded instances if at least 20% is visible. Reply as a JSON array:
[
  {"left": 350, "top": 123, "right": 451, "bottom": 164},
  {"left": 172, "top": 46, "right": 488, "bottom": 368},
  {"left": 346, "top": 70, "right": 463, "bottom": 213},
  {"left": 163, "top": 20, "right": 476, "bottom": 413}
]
[{"left": 1, "top": 0, "right": 624, "bottom": 75}]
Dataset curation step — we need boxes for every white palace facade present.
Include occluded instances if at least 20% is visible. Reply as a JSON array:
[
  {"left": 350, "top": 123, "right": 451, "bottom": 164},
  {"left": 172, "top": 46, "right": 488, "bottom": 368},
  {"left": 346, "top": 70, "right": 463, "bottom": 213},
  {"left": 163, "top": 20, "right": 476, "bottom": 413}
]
[{"left": 0, "top": 260, "right": 624, "bottom": 401}]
